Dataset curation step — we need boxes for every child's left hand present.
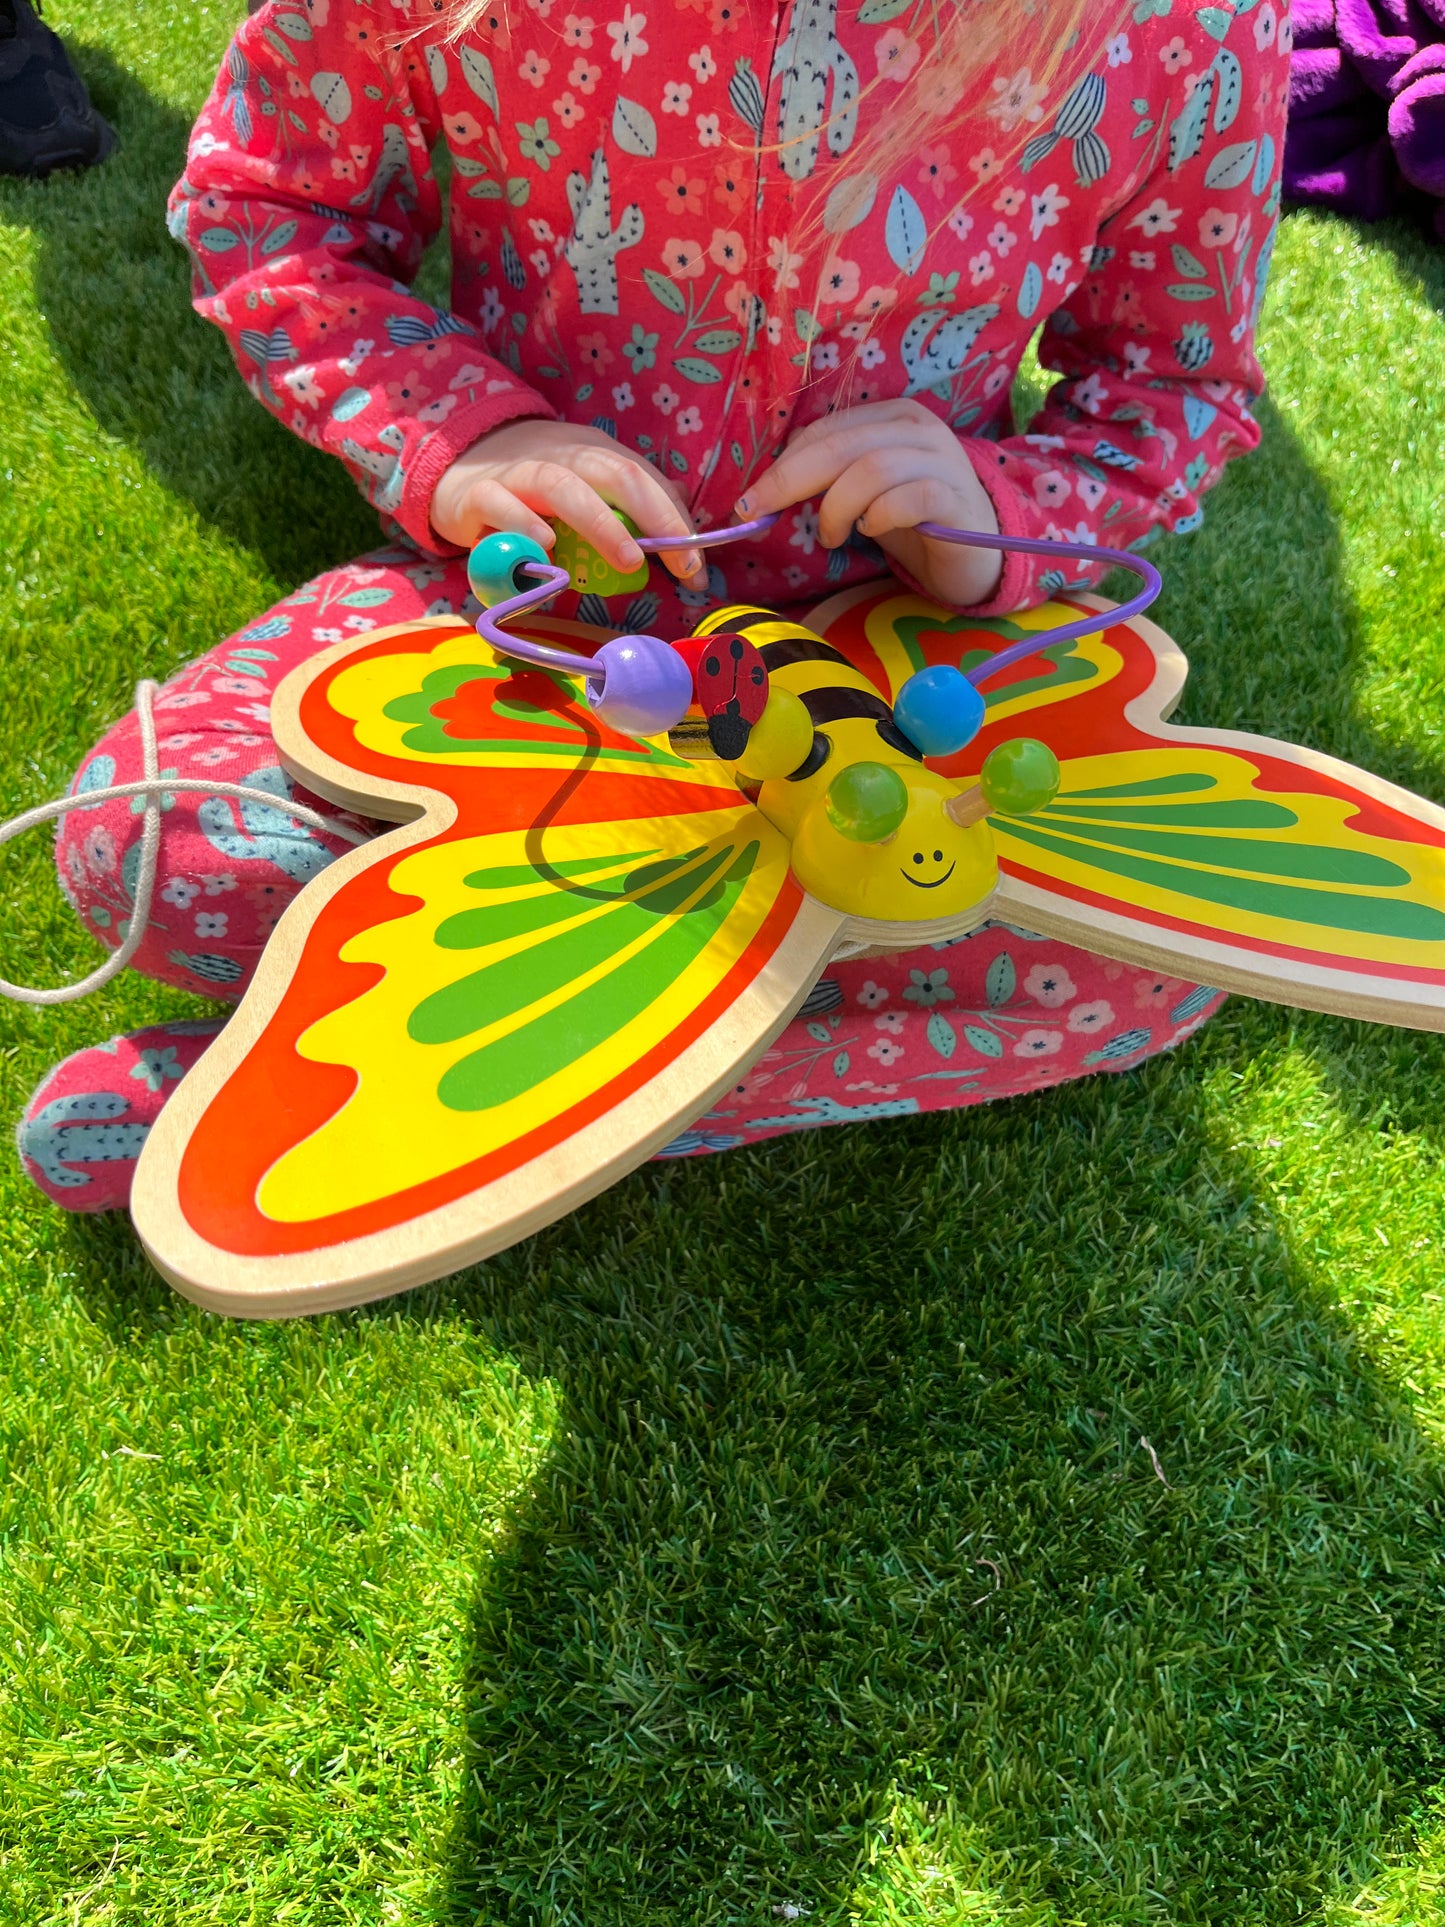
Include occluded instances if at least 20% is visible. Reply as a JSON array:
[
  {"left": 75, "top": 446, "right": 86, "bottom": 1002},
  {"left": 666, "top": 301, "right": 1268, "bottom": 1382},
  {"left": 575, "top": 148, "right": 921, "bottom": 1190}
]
[{"left": 737, "top": 398, "right": 1004, "bottom": 608}]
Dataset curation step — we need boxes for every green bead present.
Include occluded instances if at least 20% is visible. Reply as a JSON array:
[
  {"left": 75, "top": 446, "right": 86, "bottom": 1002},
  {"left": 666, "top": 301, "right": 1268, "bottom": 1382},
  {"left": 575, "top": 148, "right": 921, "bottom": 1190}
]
[
  {"left": 824, "top": 761, "right": 910, "bottom": 844},
  {"left": 552, "top": 512, "right": 650, "bottom": 597},
  {"left": 979, "top": 738, "right": 1062, "bottom": 816}
]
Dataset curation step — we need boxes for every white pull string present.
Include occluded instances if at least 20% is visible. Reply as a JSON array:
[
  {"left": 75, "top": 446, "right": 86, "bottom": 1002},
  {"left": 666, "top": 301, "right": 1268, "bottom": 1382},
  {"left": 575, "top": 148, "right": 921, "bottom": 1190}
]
[{"left": 0, "top": 679, "right": 373, "bottom": 1007}]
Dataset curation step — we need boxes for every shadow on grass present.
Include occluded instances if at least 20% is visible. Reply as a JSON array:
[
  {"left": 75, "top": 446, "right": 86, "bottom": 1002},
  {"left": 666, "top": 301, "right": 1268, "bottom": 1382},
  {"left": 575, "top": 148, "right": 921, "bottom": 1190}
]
[
  {"left": 0, "top": 44, "right": 379, "bottom": 590},
  {"left": 403, "top": 1011, "right": 1445, "bottom": 1923},
  {"left": 51, "top": 1004, "right": 1445, "bottom": 1920}
]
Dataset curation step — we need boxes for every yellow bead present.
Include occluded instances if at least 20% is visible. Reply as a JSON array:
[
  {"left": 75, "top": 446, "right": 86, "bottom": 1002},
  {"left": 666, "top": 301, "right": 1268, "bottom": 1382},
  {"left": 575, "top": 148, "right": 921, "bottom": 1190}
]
[{"left": 732, "top": 687, "right": 815, "bottom": 782}]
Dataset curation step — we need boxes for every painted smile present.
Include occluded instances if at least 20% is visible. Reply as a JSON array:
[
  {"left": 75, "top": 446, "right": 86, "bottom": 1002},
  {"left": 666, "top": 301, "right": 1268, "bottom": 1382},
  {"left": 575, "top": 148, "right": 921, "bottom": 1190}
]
[{"left": 901, "top": 862, "right": 956, "bottom": 889}]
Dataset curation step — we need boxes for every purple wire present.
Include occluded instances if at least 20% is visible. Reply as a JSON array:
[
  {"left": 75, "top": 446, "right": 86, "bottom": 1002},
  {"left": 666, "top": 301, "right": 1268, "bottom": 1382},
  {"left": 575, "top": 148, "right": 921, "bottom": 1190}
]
[
  {"left": 474, "top": 562, "right": 595, "bottom": 677},
  {"left": 472, "top": 510, "right": 1162, "bottom": 691},
  {"left": 913, "top": 523, "right": 1162, "bottom": 687}
]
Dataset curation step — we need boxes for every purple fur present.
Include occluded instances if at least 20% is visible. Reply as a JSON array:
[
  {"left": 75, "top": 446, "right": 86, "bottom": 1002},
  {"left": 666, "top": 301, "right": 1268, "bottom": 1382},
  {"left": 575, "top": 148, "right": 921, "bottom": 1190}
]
[{"left": 1287, "top": 0, "right": 1445, "bottom": 219}]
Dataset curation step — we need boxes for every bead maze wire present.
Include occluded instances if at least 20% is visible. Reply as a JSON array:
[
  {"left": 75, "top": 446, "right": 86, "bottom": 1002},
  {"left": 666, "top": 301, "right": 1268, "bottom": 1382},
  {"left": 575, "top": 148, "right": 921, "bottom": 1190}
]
[
  {"left": 472, "top": 512, "right": 1163, "bottom": 688},
  {"left": 0, "top": 517, "right": 1162, "bottom": 1005}
]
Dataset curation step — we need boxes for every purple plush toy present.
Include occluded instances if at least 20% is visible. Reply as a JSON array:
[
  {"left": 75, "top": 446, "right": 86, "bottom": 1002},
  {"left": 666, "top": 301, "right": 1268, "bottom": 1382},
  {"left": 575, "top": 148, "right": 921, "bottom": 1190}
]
[{"left": 1286, "top": 0, "right": 1445, "bottom": 235}]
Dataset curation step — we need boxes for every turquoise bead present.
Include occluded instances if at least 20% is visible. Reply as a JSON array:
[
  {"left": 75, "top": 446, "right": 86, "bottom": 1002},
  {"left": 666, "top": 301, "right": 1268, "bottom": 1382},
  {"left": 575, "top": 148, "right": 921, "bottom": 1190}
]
[
  {"left": 979, "top": 738, "right": 1062, "bottom": 816},
  {"left": 893, "top": 665, "right": 986, "bottom": 758},
  {"left": 467, "top": 531, "right": 550, "bottom": 608},
  {"left": 824, "top": 761, "right": 910, "bottom": 843}
]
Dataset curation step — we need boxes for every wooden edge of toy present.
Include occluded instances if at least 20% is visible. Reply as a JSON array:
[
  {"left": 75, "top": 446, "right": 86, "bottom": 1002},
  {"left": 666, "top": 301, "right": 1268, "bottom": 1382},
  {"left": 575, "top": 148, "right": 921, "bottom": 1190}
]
[
  {"left": 996, "top": 875, "right": 1445, "bottom": 1032},
  {"left": 1122, "top": 615, "right": 1445, "bottom": 836},
  {"left": 131, "top": 888, "right": 843, "bottom": 1320},
  {"left": 270, "top": 616, "right": 480, "bottom": 821},
  {"left": 990, "top": 598, "right": 1445, "bottom": 1031},
  {"left": 135, "top": 614, "right": 850, "bottom": 1315}
]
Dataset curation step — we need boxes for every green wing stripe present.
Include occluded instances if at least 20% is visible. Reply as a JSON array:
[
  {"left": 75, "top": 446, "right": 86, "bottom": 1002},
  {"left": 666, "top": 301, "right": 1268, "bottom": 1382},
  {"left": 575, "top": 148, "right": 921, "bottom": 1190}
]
[
  {"left": 435, "top": 852, "right": 656, "bottom": 951},
  {"left": 383, "top": 663, "right": 692, "bottom": 767},
  {"left": 436, "top": 843, "right": 761, "bottom": 1112},
  {"left": 1044, "top": 799, "right": 1298, "bottom": 830},
  {"left": 999, "top": 818, "right": 1445, "bottom": 942},
  {"left": 412, "top": 844, "right": 736, "bottom": 1046},
  {"left": 971, "top": 643, "right": 1099, "bottom": 710},
  {"left": 460, "top": 854, "right": 647, "bottom": 891},
  {"left": 1065, "top": 775, "right": 1218, "bottom": 800},
  {"left": 1026, "top": 813, "right": 1411, "bottom": 887}
]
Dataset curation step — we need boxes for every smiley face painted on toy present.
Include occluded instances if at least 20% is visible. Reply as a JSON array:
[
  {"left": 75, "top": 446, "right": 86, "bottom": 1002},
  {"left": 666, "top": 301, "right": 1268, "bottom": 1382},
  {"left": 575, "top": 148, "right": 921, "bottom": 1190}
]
[{"left": 688, "top": 606, "right": 1009, "bottom": 926}]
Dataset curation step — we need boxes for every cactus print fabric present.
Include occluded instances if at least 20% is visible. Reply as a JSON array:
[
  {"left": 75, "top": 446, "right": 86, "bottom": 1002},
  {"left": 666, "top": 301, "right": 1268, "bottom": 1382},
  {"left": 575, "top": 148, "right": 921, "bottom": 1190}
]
[{"left": 170, "top": 0, "right": 1291, "bottom": 617}]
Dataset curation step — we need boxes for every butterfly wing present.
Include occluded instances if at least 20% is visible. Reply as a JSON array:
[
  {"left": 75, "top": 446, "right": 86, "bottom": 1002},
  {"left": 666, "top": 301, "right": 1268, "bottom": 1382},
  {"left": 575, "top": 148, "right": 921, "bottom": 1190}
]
[
  {"left": 808, "top": 584, "right": 1445, "bottom": 1029},
  {"left": 133, "top": 617, "right": 840, "bottom": 1316}
]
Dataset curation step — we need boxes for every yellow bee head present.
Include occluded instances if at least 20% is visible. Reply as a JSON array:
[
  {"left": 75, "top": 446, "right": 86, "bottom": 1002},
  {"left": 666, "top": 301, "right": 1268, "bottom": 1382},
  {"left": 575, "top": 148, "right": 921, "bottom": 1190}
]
[
  {"left": 693, "top": 604, "right": 1058, "bottom": 928},
  {"left": 759, "top": 762, "right": 999, "bottom": 925}
]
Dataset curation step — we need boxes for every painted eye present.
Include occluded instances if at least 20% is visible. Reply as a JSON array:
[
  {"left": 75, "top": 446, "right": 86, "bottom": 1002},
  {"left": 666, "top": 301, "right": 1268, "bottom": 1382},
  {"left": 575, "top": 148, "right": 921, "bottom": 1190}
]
[
  {"left": 912, "top": 852, "right": 924, "bottom": 865},
  {"left": 750, "top": 666, "right": 765, "bottom": 684},
  {"left": 729, "top": 639, "right": 743, "bottom": 660},
  {"left": 933, "top": 849, "right": 943, "bottom": 862},
  {"left": 704, "top": 655, "right": 720, "bottom": 676}
]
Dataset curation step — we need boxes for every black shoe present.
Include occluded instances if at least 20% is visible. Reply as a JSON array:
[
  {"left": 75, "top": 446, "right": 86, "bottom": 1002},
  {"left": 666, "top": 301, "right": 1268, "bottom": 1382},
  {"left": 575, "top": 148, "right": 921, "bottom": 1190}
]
[{"left": 0, "top": 0, "right": 115, "bottom": 179}]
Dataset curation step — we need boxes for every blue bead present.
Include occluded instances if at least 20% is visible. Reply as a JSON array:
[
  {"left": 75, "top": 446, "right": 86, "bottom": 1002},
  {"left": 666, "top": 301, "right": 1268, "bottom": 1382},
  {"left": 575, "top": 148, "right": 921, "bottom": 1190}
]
[
  {"left": 893, "top": 665, "right": 986, "bottom": 758},
  {"left": 587, "top": 634, "right": 694, "bottom": 738},
  {"left": 466, "top": 531, "right": 550, "bottom": 608}
]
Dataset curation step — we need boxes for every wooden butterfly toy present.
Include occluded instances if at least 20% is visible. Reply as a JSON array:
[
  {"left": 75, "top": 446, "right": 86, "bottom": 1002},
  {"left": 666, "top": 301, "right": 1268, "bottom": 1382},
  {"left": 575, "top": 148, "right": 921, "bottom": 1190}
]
[{"left": 50, "top": 509, "right": 1438, "bottom": 1318}]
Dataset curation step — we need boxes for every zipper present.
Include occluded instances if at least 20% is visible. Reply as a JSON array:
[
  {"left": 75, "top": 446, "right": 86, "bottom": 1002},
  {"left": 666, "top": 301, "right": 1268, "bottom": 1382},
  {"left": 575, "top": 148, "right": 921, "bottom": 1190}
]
[{"left": 696, "top": 0, "right": 793, "bottom": 518}]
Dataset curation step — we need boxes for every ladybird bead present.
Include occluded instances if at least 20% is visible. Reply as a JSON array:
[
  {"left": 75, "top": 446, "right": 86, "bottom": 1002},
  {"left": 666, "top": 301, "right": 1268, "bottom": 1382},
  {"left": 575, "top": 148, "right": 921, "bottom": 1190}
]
[
  {"left": 893, "top": 665, "right": 986, "bottom": 759},
  {"left": 466, "top": 531, "right": 551, "bottom": 608}
]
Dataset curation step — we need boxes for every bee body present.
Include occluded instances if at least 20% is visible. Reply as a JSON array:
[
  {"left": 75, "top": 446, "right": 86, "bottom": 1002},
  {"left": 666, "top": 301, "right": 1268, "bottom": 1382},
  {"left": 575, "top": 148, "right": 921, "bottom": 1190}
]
[{"left": 693, "top": 605, "right": 999, "bottom": 925}]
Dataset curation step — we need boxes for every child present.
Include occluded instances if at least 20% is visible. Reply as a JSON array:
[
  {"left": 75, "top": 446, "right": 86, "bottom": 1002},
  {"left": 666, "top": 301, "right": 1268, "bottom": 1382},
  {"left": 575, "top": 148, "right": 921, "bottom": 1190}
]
[{"left": 19, "top": 0, "right": 1292, "bottom": 1207}]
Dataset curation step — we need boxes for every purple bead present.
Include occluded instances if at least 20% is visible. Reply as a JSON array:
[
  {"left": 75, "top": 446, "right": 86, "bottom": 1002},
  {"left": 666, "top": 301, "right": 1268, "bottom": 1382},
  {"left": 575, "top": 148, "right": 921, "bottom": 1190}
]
[{"left": 586, "top": 634, "right": 694, "bottom": 738}]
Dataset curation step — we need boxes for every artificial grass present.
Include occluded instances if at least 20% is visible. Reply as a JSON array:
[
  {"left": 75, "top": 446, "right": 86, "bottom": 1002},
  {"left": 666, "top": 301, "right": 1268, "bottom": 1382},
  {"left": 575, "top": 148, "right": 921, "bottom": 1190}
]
[{"left": 2, "top": 4, "right": 1445, "bottom": 1921}]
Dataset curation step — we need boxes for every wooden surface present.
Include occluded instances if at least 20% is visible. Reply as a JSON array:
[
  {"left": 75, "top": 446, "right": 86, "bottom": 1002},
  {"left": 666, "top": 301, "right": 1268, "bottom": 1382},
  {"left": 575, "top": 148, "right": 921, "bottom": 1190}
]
[
  {"left": 132, "top": 616, "right": 847, "bottom": 1317},
  {"left": 131, "top": 587, "right": 1445, "bottom": 1319},
  {"left": 812, "top": 583, "right": 1445, "bottom": 1031}
]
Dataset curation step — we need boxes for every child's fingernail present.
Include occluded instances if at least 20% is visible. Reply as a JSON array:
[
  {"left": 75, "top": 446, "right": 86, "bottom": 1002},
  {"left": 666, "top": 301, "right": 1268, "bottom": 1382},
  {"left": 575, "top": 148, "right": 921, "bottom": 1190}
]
[
  {"left": 734, "top": 495, "right": 751, "bottom": 515},
  {"left": 621, "top": 542, "right": 645, "bottom": 568}
]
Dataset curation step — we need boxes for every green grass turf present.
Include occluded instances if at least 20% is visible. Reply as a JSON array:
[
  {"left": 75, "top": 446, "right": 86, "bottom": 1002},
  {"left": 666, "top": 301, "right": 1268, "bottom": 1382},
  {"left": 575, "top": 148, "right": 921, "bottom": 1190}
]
[{"left": 3, "top": 6, "right": 1445, "bottom": 1921}]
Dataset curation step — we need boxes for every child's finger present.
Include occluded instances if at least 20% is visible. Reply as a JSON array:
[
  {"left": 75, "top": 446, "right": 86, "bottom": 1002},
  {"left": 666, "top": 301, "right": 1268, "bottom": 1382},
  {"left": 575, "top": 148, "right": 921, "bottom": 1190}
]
[
  {"left": 451, "top": 479, "right": 556, "bottom": 553},
  {"left": 573, "top": 449, "right": 704, "bottom": 582},
  {"left": 851, "top": 476, "right": 962, "bottom": 540},
  {"left": 782, "top": 397, "right": 927, "bottom": 455},
  {"left": 505, "top": 461, "right": 648, "bottom": 572},
  {"left": 739, "top": 419, "right": 921, "bottom": 518},
  {"left": 814, "top": 450, "right": 951, "bottom": 549}
]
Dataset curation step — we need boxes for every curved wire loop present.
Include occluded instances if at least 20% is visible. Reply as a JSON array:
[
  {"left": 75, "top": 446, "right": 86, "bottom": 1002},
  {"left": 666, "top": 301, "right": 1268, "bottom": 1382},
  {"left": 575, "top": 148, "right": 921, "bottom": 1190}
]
[
  {"left": 5, "top": 519, "right": 1161, "bottom": 1006},
  {"left": 473, "top": 510, "right": 1162, "bottom": 690}
]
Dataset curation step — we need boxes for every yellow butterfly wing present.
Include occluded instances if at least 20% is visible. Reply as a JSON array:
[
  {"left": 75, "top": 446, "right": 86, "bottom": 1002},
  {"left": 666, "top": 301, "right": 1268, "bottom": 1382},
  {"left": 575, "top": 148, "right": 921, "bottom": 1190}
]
[{"left": 133, "top": 618, "right": 840, "bottom": 1315}]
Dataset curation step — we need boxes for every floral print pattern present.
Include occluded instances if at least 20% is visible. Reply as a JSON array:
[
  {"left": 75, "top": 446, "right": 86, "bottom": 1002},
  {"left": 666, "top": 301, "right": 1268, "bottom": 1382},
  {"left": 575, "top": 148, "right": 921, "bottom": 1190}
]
[
  {"left": 659, "top": 932, "right": 1224, "bottom": 1157},
  {"left": 168, "top": 0, "right": 1290, "bottom": 619}
]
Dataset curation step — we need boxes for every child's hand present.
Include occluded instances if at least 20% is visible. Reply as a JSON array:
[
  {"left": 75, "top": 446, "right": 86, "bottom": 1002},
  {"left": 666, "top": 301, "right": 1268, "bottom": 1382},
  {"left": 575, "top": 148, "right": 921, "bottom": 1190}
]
[
  {"left": 431, "top": 420, "right": 705, "bottom": 584},
  {"left": 737, "top": 399, "right": 1005, "bottom": 607}
]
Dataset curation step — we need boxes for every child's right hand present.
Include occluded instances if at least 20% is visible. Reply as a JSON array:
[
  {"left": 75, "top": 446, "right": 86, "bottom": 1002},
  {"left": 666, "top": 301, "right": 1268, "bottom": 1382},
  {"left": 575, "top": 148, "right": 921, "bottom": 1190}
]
[{"left": 430, "top": 421, "right": 705, "bottom": 585}]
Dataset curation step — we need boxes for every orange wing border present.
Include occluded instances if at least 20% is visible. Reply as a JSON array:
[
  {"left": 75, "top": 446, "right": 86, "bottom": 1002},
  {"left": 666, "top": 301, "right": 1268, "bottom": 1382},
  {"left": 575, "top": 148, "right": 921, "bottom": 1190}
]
[{"left": 131, "top": 620, "right": 843, "bottom": 1318}]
